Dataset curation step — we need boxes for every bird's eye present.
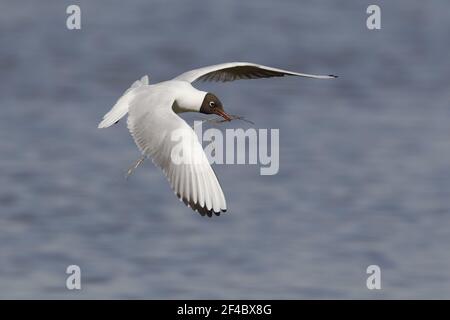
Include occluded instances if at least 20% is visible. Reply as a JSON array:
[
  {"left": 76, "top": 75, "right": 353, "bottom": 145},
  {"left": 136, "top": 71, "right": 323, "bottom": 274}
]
[{"left": 209, "top": 101, "right": 216, "bottom": 108}]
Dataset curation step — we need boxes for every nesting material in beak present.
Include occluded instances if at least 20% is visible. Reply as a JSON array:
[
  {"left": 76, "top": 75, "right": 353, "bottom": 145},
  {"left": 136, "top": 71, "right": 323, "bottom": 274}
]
[{"left": 214, "top": 108, "right": 232, "bottom": 121}]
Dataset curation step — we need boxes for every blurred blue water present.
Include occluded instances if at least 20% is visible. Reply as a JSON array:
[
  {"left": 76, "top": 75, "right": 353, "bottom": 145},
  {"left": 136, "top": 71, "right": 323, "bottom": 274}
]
[{"left": 1, "top": 0, "right": 450, "bottom": 298}]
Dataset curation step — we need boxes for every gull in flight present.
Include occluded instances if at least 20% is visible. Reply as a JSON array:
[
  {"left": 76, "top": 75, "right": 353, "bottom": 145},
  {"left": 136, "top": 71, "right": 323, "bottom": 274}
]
[{"left": 98, "top": 62, "right": 337, "bottom": 217}]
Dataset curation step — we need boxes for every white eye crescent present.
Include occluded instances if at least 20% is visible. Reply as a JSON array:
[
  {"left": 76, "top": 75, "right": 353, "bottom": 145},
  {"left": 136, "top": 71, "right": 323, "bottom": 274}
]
[{"left": 209, "top": 101, "right": 216, "bottom": 108}]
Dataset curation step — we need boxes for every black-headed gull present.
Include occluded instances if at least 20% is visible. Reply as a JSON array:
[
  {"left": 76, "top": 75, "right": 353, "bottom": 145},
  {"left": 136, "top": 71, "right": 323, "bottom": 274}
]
[{"left": 98, "top": 62, "right": 337, "bottom": 217}]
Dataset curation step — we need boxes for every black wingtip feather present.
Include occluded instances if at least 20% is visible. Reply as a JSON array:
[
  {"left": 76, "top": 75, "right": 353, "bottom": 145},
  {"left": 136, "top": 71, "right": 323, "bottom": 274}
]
[{"left": 180, "top": 195, "right": 226, "bottom": 217}]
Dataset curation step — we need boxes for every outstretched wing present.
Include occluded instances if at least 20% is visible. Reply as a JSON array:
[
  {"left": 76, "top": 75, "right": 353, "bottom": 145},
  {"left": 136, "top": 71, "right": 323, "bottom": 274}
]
[
  {"left": 173, "top": 62, "right": 337, "bottom": 83},
  {"left": 127, "top": 89, "right": 227, "bottom": 217}
]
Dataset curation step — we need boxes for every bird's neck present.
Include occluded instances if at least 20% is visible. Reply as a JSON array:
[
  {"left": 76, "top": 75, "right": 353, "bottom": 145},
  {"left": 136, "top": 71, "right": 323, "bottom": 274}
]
[{"left": 173, "top": 84, "right": 207, "bottom": 113}]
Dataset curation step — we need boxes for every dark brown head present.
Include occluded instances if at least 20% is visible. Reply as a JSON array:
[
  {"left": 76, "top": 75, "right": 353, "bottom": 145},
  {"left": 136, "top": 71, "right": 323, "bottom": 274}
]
[{"left": 200, "top": 93, "right": 232, "bottom": 121}]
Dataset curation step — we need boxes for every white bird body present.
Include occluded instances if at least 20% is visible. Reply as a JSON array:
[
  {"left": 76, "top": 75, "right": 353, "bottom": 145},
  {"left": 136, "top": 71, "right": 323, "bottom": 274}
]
[{"left": 98, "top": 62, "right": 336, "bottom": 217}]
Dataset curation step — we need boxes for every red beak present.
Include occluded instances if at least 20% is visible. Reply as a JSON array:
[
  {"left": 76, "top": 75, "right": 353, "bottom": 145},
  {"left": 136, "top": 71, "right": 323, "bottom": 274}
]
[{"left": 214, "top": 108, "right": 232, "bottom": 121}]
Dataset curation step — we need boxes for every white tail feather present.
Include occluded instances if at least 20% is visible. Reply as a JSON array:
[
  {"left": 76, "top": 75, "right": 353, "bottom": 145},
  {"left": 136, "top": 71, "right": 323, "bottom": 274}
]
[{"left": 98, "top": 75, "right": 149, "bottom": 129}]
